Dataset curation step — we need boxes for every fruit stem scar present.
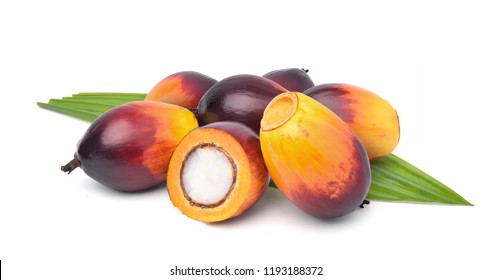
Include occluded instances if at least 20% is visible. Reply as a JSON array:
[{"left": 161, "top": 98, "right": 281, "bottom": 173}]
[
  {"left": 261, "top": 92, "right": 298, "bottom": 132},
  {"left": 359, "top": 200, "right": 370, "bottom": 208},
  {"left": 61, "top": 154, "right": 81, "bottom": 174}
]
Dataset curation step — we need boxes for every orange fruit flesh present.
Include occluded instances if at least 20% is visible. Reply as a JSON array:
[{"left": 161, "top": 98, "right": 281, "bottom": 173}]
[{"left": 167, "top": 126, "right": 267, "bottom": 222}]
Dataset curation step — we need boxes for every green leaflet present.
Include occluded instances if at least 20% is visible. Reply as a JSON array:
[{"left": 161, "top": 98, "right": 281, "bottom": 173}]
[
  {"left": 38, "top": 92, "right": 144, "bottom": 119},
  {"left": 366, "top": 154, "right": 472, "bottom": 205},
  {"left": 48, "top": 99, "right": 115, "bottom": 112},
  {"left": 269, "top": 154, "right": 472, "bottom": 205},
  {"left": 37, "top": 102, "right": 101, "bottom": 122},
  {"left": 37, "top": 92, "right": 473, "bottom": 206},
  {"left": 74, "top": 92, "right": 146, "bottom": 98},
  {"left": 62, "top": 96, "right": 144, "bottom": 106}
]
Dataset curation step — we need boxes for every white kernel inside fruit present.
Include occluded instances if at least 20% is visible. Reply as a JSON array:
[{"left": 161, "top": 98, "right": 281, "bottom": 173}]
[{"left": 182, "top": 146, "right": 234, "bottom": 205}]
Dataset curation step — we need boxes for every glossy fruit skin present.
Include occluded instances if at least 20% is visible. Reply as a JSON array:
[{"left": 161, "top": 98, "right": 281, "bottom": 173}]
[
  {"left": 145, "top": 71, "right": 217, "bottom": 108},
  {"left": 167, "top": 121, "right": 269, "bottom": 222},
  {"left": 197, "top": 74, "right": 287, "bottom": 132},
  {"left": 76, "top": 101, "right": 198, "bottom": 191},
  {"left": 304, "top": 83, "right": 400, "bottom": 159},
  {"left": 263, "top": 68, "right": 315, "bottom": 92},
  {"left": 260, "top": 92, "right": 371, "bottom": 218}
]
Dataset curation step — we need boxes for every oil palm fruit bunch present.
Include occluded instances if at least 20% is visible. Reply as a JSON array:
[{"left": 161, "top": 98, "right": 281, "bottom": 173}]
[{"left": 39, "top": 68, "right": 472, "bottom": 222}]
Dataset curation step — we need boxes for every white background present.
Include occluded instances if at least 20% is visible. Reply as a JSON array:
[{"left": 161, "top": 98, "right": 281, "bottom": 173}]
[{"left": 1, "top": 0, "right": 490, "bottom": 279}]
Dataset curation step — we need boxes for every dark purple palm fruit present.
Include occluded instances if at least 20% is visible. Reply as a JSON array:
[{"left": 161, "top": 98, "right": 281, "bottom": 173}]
[
  {"left": 197, "top": 74, "right": 287, "bottom": 133},
  {"left": 263, "top": 68, "right": 314, "bottom": 92}
]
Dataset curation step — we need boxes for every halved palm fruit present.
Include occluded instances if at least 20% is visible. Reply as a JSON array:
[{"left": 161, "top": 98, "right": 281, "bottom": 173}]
[{"left": 167, "top": 121, "right": 269, "bottom": 222}]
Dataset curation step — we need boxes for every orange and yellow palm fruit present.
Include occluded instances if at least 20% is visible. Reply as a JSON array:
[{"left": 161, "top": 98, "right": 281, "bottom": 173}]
[
  {"left": 145, "top": 71, "right": 217, "bottom": 108},
  {"left": 304, "top": 84, "right": 400, "bottom": 159},
  {"left": 61, "top": 101, "right": 199, "bottom": 191},
  {"left": 259, "top": 92, "right": 371, "bottom": 218},
  {"left": 167, "top": 122, "right": 270, "bottom": 222}
]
